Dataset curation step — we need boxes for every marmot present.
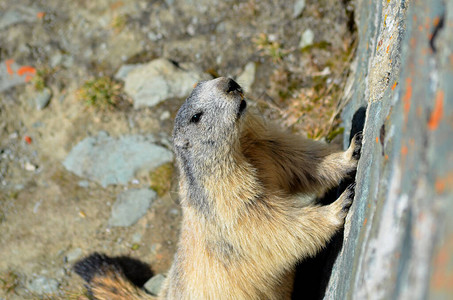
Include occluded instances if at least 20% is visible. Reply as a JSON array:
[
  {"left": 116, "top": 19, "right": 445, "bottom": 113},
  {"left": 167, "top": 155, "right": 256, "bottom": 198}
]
[{"left": 75, "top": 77, "right": 362, "bottom": 299}]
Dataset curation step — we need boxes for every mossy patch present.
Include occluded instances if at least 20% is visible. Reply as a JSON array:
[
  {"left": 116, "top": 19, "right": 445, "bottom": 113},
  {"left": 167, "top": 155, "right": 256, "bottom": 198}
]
[
  {"left": 149, "top": 163, "right": 174, "bottom": 197},
  {"left": 264, "top": 37, "right": 357, "bottom": 140},
  {"left": 32, "top": 67, "right": 55, "bottom": 92},
  {"left": 77, "top": 77, "right": 123, "bottom": 111},
  {"left": 0, "top": 270, "right": 20, "bottom": 296},
  {"left": 111, "top": 14, "right": 128, "bottom": 33},
  {"left": 253, "top": 33, "right": 290, "bottom": 63}
]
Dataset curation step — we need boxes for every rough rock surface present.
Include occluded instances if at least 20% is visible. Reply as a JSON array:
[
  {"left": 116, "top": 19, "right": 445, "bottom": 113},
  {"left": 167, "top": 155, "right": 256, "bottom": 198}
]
[
  {"left": 124, "top": 58, "right": 211, "bottom": 108},
  {"left": 322, "top": 1, "right": 453, "bottom": 299},
  {"left": 26, "top": 276, "right": 59, "bottom": 295},
  {"left": 108, "top": 188, "right": 156, "bottom": 227},
  {"left": 63, "top": 132, "right": 173, "bottom": 187},
  {"left": 0, "top": 60, "right": 36, "bottom": 92},
  {"left": 144, "top": 273, "right": 166, "bottom": 296}
]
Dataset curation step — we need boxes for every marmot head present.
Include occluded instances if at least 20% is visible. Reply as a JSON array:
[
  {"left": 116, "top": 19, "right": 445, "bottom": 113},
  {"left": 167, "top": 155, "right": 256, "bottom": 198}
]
[{"left": 173, "top": 77, "right": 247, "bottom": 167}]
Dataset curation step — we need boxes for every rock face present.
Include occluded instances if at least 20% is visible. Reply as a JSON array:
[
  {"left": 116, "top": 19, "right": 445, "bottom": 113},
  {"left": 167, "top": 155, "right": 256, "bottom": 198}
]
[
  {"left": 321, "top": 1, "right": 453, "bottom": 299},
  {"left": 26, "top": 276, "right": 59, "bottom": 295},
  {"left": 0, "top": 60, "right": 36, "bottom": 92},
  {"left": 123, "top": 58, "right": 211, "bottom": 108},
  {"left": 108, "top": 189, "right": 156, "bottom": 227},
  {"left": 63, "top": 132, "right": 173, "bottom": 187}
]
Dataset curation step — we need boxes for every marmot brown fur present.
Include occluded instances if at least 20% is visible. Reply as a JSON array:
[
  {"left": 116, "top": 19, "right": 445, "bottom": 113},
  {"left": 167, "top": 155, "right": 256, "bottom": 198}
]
[{"left": 74, "top": 77, "right": 362, "bottom": 299}]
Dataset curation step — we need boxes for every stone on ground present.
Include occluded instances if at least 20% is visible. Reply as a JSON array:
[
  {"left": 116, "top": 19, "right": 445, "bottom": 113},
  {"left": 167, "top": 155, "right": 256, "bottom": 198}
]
[
  {"left": 63, "top": 132, "right": 173, "bottom": 187},
  {"left": 108, "top": 188, "right": 157, "bottom": 227},
  {"left": 124, "top": 58, "right": 211, "bottom": 108}
]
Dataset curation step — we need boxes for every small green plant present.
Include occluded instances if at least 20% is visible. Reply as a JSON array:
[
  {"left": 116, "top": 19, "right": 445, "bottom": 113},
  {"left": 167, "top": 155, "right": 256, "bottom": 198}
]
[
  {"left": 78, "top": 77, "right": 122, "bottom": 111},
  {"left": 253, "top": 33, "right": 290, "bottom": 63},
  {"left": 149, "top": 162, "right": 174, "bottom": 197},
  {"left": 111, "top": 14, "right": 127, "bottom": 33},
  {"left": 0, "top": 270, "right": 19, "bottom": 295},
  {"left": 33, "top": 67, "right": 54, "bottom": 91}
]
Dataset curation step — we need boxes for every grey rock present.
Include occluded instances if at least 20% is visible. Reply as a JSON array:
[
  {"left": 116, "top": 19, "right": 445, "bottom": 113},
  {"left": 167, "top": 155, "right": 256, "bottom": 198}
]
[
  {"left": 50, "top": 53, "right": 63, "bottom": 68},
  {"left": 108, "top": 188, "right": 156, "bottom": 227},
  {"left": 0, "top": 7, "right": 40, "bottom": 30},
  {"left": 61, "top": 55, "right": 74, "bottom": 68},
  {"left": 160, "top": 111, "right": 171, "bottom": 121},
  {"left": 147, "top": 32, "right": 163, "bottom": 42},
  {"left": 14, "top": 184, "right": 24, "bottom": 190},
  {"left": 144, "top": 274, "right": 166, "bottom": 296},
  {"left": 299, "top": 29, "right": 314, "bottom": 49},
  {"left": 323, "top": 0, "right": 453, "bottom": 299},
  {"left": 34, "top": 88, "right": 52, "bottom": 110},
  {"left": 0, "top": 60, "right": 32, "bottom": 92},
  {"left": 132, "top": 232, "right": 142, "bottom": 243},
  {"left": 27, "top": 276, "right": 59, "bottom": 295},
  {"left": 65, "top": 248, "right": 83, "bottom": 263},
  {"left": 114, "top": 64, "right": 140, "bottom": 81},
  {"left": 63, "top": 132, "right": 173, "bottom": 187},
  {"left": 236, "top": 62, "right": 256, "bottom": 93},
  {"left": 124, "top": 58, "right": 210, "bottom": 108},
  {"left": 77, "top": 180, "right": 90, "bottom": 188},
  {"left": 32, "top": 121, "right": 45, "bottom": 128},
  {"left": 292, "top": 0, "right": 306, "bottom": 18}
]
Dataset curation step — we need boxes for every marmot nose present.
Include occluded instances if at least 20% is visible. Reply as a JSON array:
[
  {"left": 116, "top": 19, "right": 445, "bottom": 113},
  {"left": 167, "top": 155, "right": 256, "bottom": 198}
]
[{"left": 216, "top": 78, "right": 243, "bottom": 94}]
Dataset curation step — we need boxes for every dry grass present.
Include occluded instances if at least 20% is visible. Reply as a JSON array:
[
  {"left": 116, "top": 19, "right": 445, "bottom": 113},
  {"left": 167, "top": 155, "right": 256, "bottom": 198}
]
[
  {"left": 257, "top": 35, "right": 357, "bottom": 141},
  {"left": 149, "top": 163, "right": 174, "bottom": 197},
  {"left": 0, "top": 270, "right": 20, "bottom": 296},
  {"left": 253, "top": 33, "right": 292, "bottom": 63},
  {"left": 77, "top": 76, "right": 124, "bottom": 111}
]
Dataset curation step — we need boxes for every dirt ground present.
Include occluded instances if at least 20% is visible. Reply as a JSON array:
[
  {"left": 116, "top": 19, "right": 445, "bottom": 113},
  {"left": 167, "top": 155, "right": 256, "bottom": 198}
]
[{"left": 0, "top": 0, "right": 355, "bottom": 298}]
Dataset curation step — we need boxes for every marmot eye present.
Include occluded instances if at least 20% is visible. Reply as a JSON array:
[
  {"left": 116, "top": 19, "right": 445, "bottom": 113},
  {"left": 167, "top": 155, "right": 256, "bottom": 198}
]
[{"left": 190, "top": 112, "right": 203, "bottom": 123}]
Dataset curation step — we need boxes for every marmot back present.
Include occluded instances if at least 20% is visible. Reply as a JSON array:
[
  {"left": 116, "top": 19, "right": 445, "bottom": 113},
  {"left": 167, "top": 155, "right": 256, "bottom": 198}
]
[{"left": 75, "top": 77, "right": 362, "bottom": 299}]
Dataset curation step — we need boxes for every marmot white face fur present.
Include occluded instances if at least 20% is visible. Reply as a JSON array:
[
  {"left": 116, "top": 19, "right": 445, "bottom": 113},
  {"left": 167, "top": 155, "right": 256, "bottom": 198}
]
[{"left": 74, "top": 77, "right": 362, "bottom": 300}]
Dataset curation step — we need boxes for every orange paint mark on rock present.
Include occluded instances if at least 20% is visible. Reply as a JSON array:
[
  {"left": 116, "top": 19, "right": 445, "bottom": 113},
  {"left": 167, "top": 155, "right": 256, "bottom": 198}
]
[
  {"left": 435, "top": 172, "right": 453, "bottom": 194},
  {"left": 363, "top": 218, "right": 368, "bottom": 226},
  {"left": 110, "top": 1, "right": 124, "bottom": 10},
  {"left": 24, "top": 136, "right": 32, "bottom": 144},
  {"left": 431, "top": 235, "right": 453, "bottom": 292},
  {"left": 428, "top": 91, "right": 444, "bottom": 130},
  {"left": 391, "top": 81, "right": 398, "bottom": 91},
  {"left": 37, "top": 12, "right": 45, "bottom": 19},
  {"left": 433, "top": 16, "right": 440, "bottom": 27},
  {"left": 17, "top": 66, "right": 36, "bottom": 76},
  {"left": 435, "top": 180, "right": 445, "bottom": 194},
  {"left": 385, "top": 154, "right": 389, "bottom": 160},
  {"left": 425, "top": 16, "right": 431, "bottom": 30},
  {"left": 403, "top": 78, "right": 412, "bottom": 116},
  {"left": 375, "top": 137, "right": 379, "bottom": 144},
  {"left": 5, "top": 59, "right": 14, "bottom": 75},
  {"left": 401, "top": 145, "right": 408, "bottom": 156}
]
